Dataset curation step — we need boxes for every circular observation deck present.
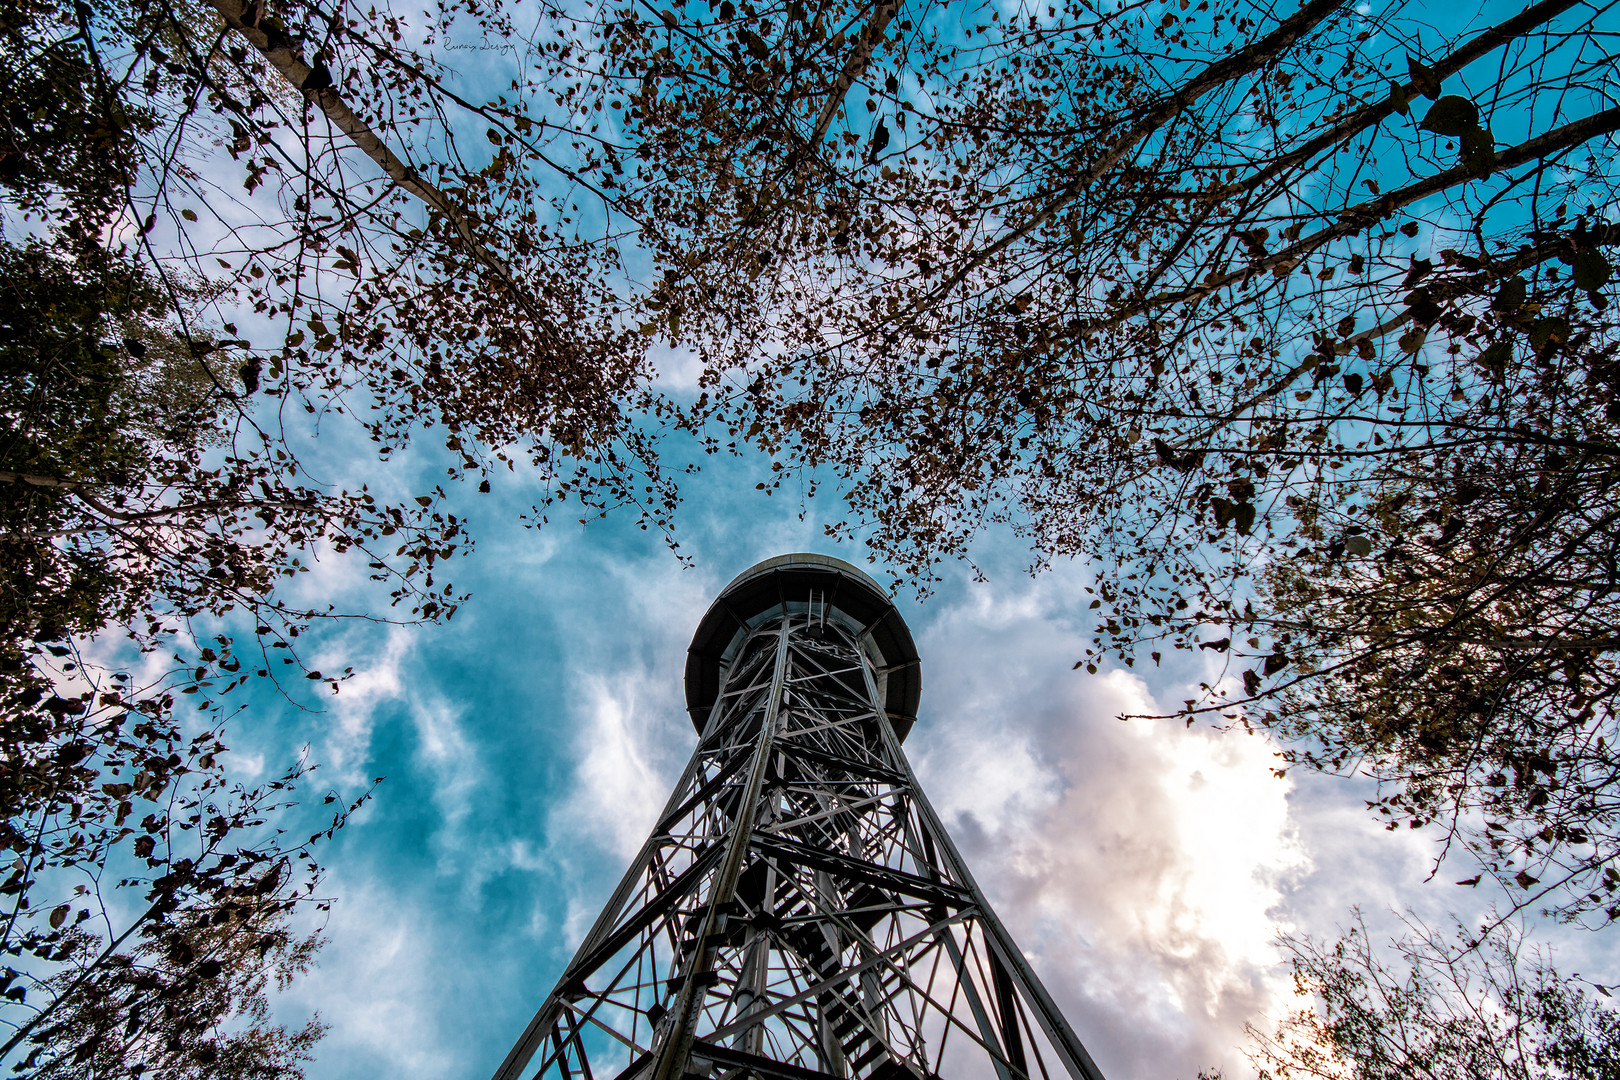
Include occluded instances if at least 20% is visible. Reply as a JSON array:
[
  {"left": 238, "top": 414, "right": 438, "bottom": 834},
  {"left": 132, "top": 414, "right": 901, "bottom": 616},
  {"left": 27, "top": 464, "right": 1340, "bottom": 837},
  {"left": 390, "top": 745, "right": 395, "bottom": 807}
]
[{"left": 684, "top": 553, "right": 922, "bottom": 741}]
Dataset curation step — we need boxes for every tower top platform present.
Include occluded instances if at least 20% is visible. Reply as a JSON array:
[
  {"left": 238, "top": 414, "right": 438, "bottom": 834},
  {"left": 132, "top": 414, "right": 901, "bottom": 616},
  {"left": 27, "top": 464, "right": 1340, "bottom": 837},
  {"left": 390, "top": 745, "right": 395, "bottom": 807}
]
[{"left": 684, "top": 553, "right": 921, "bottom": 740}]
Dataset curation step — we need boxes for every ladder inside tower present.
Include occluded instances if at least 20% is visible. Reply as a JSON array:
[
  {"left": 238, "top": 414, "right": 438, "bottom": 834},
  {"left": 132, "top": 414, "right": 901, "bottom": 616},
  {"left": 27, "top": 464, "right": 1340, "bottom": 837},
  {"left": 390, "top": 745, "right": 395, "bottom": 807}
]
[{"left": 710, "top": 857, "right": 915, "bottom": 1080}]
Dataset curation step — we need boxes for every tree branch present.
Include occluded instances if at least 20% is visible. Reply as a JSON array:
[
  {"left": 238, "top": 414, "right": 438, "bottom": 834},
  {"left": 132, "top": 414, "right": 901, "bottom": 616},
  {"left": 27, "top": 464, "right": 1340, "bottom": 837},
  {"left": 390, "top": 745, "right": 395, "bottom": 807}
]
[
  {"left": 807, "top": 0, "right": 903, "bottom": 147},
  {"left": 205, "top": 0, "right": 539, "bottom": 319},
  {"left": 921, "top": 0, "right": 1349, "bottom": 307},
  {"left": 1138, "top": 106, "right": 1620, "bottom": 313}
]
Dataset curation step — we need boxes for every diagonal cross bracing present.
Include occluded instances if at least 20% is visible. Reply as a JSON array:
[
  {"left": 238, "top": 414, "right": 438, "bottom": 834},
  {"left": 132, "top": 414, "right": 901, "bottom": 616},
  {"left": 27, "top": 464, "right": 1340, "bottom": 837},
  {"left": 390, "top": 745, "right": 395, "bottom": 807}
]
[{"left": 491, "top": 556, "right": 1107, "bottom": 1080}]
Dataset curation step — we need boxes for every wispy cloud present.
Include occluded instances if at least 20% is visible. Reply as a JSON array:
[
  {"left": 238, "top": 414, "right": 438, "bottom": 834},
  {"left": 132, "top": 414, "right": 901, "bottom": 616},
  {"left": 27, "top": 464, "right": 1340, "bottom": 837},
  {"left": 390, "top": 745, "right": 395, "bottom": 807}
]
[
  {"left": 561, "top": 673, "right": 669, "bottom": 859},
  {"left": 280, "top": 873, "right": 460, "bottom": 1079},
  {"left": 410, "top": 687, "right": 482, "bottom": 842},
  {"left": 312, "top": 624, "right": 412, "bottom": 790},
  {"left": 534, "top": 550, "right": 715, "bottom": 946}
]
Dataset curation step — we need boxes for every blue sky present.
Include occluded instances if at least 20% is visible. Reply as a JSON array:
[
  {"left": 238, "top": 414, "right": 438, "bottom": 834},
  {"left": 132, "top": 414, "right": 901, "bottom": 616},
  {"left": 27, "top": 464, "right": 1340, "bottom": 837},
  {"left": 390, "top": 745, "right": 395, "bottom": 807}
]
[
  {"left": 185, "top": 434, "right": 1617, "bottom": 1080},
  {"left": 91, "top": 0, "right": 1620, "bottom": 1073}
]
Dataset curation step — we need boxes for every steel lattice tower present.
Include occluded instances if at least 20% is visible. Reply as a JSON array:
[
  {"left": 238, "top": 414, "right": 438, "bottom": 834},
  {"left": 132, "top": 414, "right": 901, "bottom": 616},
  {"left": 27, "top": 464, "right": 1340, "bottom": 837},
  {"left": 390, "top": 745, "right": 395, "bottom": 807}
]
[{"left": 493, "top": 554, "right": 1106, "bottom": 1080}]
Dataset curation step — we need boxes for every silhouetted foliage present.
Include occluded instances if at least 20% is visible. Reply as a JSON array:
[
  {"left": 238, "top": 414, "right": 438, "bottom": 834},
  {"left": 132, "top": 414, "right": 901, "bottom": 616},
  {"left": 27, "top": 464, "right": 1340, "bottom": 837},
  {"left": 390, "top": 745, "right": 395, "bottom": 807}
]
[
  {"left": 0, "top": 667, "right": 355, "bottom": 1079},
  {"left": 1242, "top": 916, "right": 1620, "bottom": 1080},
  {"left": 10, "top": 0, "right": 1620, "bottom": 1066},
  {"left": 569, "top": 0, "right": 1620, "bottom": 920},
  {"left": 0, "top": 0, "right": 628, "bottom": 1066}
]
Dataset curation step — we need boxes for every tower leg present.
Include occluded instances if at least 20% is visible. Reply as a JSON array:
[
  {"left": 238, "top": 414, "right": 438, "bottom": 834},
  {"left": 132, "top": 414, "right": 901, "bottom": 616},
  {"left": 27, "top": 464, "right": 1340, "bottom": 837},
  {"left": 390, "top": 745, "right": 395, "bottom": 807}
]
[{"left": 491, "top": 559, "right": 1107, "bottom": 1080}]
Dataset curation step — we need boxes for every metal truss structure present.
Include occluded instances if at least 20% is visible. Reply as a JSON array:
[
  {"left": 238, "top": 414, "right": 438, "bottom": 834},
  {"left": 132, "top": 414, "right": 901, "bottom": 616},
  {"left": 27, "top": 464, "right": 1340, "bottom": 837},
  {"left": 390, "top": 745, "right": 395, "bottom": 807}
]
[{"left": 493, "top": 555, "right": 1106, "bottom": 1080}]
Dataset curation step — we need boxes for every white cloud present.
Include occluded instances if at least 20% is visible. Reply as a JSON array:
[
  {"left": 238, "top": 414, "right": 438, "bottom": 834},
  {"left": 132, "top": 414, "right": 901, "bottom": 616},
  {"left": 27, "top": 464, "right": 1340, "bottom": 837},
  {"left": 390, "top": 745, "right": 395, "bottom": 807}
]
[
  {"left": 648, "top": 343, "right": 705, "bottom": 393},
  {"left": 410, "top": 688, "right": 482, "bottom": 840},
  {"left": 301, "top": 623, "right": 485, "bottom": 866},
  {"left": 518, "top": 550, "right": 718, "bottom": 948},
  {"left": 562, "top": 673, "right": 669, "bottom": 860},
  {"left": 281, "top": 875, "right": 459, "bottom": 1079},
  {"left": 547, "top": 556, "right": 711, "bottom": 845},
  {"left": 911, "top": 567, "right": 1311, "bottom": 1080},
  {"left": 312, "top": 624, "right": 412, "bottom": 790}
]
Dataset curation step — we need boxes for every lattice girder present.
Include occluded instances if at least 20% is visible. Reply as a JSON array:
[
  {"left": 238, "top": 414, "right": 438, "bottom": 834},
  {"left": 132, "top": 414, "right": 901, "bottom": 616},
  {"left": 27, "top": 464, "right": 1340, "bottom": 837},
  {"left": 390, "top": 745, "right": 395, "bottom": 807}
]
[{"left": 494, "top": 564, "right": 1105, "bottom": 1080}]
